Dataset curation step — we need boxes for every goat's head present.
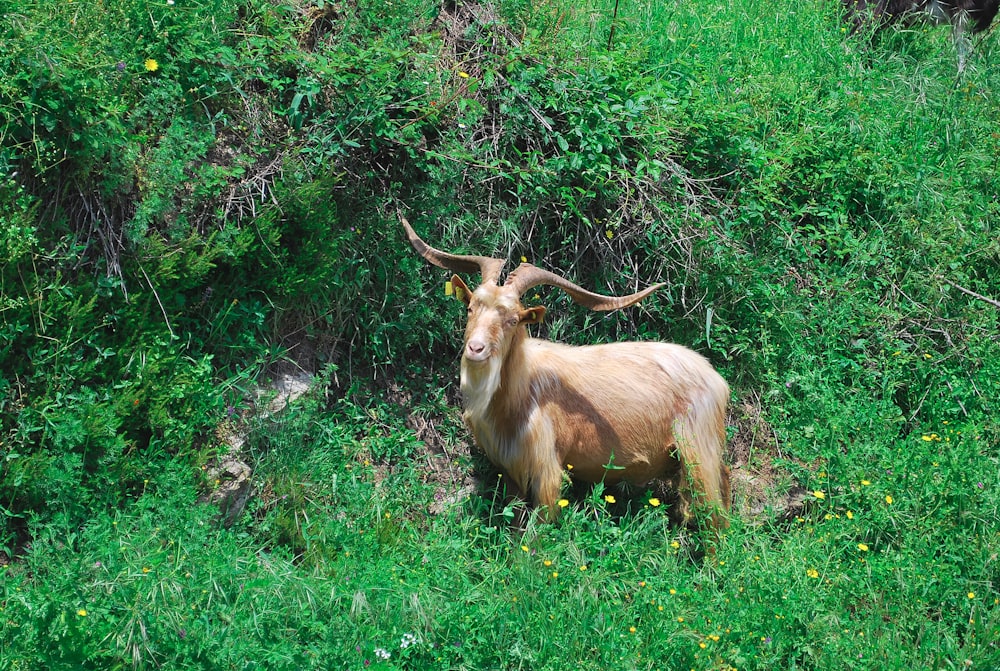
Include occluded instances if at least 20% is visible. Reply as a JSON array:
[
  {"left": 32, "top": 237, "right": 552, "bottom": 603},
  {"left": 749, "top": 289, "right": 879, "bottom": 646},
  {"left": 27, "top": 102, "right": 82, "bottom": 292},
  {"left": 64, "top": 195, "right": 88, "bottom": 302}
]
[{"left": 401, "top": 215, "right": 665, "bottom": 367}]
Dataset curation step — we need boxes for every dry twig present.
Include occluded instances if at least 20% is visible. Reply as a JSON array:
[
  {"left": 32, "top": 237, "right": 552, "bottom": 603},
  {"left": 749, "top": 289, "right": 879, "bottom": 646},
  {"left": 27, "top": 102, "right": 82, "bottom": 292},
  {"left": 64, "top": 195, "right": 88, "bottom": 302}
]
[{"left": 938, "top": 276, "right": 1000, "bottom": 310}]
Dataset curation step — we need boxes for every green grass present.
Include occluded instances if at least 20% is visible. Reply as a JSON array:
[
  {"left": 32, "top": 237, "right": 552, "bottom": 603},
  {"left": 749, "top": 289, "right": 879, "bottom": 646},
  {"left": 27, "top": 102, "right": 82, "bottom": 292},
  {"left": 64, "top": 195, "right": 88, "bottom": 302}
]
[
  {"left": 2, "top": 0, "right": 999, "bottom": 668},
  {"left": 4, "top": 397, "right": 996, "bottom": 669}
]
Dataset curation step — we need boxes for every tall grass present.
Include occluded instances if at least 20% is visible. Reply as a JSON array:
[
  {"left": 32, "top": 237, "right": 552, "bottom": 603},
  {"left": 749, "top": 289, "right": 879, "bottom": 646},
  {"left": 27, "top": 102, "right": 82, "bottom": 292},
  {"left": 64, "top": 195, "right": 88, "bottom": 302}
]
[{"left": 2, "top": 0, "right": 998, "bottom": 669}]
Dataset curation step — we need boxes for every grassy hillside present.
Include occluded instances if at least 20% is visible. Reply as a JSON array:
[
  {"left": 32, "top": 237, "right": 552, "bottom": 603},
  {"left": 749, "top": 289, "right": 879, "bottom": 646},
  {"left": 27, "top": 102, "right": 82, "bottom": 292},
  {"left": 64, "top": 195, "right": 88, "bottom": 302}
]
[{"left": 1, "top": 0, "right": 998, "bottom": 668}]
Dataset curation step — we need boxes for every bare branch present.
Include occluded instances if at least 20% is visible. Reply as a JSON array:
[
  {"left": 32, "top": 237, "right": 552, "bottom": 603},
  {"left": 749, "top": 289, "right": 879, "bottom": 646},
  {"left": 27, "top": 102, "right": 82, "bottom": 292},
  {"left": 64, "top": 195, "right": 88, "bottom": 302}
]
[{"left": 938, "top": 276, "right": 1000, "bottom": 309}]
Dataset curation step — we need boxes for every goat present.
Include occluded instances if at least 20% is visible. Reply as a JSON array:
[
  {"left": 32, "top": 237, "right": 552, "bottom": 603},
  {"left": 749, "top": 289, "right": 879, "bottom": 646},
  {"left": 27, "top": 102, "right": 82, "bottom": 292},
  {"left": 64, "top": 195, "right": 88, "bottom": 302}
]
[
  {"left": 843, "top": 0, "right": 999, "bottom": 70},
  {"left": 402, "top": 215, "right": 731, "bottom": 530}
]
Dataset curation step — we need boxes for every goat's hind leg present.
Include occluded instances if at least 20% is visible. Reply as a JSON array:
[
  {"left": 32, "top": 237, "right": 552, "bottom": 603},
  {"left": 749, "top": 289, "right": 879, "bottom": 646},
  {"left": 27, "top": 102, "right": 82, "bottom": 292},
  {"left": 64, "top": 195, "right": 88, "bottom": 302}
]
[{"left": 665, "top": 467, "right": 695, "bottom": 527}]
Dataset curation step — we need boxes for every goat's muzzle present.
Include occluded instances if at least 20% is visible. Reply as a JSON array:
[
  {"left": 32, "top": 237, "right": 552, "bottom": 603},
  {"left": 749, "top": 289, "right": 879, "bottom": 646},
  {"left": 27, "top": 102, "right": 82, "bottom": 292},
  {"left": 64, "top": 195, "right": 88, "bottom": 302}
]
[{"left": 464, "top": 338, "right": 490, "bottom": 362}]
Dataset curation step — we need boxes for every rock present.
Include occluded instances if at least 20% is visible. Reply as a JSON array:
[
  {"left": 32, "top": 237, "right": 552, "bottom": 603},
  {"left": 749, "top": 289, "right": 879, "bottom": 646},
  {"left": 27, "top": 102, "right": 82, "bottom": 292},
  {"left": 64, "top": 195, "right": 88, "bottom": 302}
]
[
  {"left": 261, "top": 372, "right": 313, "bottom": 415},
  {"left": 429, "top": 484, "right": 476, "bottom": 516},
  {"left": 203, "top": 371, "right": 315, "bottom": 527},
  {"left": 204, "top": 455, "right": 253, "bottom": 528}
]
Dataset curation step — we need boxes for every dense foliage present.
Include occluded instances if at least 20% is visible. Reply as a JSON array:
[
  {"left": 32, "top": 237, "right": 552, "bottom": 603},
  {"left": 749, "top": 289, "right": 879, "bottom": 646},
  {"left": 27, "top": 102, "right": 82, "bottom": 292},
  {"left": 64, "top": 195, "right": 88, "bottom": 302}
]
[{"left": 1, "top": 0, "right": 998, "bottom": 668}]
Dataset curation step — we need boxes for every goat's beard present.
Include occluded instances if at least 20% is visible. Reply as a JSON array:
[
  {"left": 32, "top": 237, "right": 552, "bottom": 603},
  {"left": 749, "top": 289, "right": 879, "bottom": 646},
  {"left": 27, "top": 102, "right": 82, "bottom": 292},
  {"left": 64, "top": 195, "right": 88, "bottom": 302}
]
[{"left": 460, "top": 353, "right": 503, "bottom": 420}]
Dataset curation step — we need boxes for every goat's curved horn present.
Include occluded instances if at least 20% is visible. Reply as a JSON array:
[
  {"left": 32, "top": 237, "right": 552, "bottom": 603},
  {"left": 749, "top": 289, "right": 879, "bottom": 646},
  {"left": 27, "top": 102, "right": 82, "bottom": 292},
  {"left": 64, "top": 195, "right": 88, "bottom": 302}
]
[
  {"left": 506, "top": 263, "right": 664, "bottom": 311},
  {"left": 400, "top": 215, "right": 505, "bottom": 285}
]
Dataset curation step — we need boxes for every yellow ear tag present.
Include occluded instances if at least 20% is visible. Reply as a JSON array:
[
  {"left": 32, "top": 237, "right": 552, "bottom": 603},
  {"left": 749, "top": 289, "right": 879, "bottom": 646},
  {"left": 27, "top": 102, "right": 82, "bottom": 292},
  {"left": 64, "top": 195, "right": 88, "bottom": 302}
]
[
  {"left": 455, "top": 287, "right": 465, "bottom": 301},
  {"left": 445, "top": 280, "right": 454, "bottom": 296}
]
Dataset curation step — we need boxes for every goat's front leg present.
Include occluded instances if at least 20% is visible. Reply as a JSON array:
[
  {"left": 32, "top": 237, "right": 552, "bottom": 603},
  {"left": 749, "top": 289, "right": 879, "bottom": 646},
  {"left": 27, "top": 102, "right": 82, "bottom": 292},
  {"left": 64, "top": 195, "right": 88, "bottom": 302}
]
[
  {"left": 497, "top": 470, "right": 532, "bottom": 530},
  {"left": 521, "top": 417, "right": 564, "bottom": 521},
  {"left": 532, "top": 466, "right": 564, "bottom": 522}
]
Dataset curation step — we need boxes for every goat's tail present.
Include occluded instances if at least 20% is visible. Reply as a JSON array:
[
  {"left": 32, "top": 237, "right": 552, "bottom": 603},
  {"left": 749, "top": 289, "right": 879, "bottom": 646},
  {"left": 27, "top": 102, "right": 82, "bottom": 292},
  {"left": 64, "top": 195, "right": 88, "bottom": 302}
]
[{"left": 675, "top": 375, "right": 731, "bottom": 530}]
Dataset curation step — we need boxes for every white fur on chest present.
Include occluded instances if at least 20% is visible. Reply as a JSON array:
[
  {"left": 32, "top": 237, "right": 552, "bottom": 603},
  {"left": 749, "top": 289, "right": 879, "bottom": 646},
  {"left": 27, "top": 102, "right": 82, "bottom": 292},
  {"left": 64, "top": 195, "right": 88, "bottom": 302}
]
[{"left": 459, "top": 353, "right": 551, "bottom": 480}]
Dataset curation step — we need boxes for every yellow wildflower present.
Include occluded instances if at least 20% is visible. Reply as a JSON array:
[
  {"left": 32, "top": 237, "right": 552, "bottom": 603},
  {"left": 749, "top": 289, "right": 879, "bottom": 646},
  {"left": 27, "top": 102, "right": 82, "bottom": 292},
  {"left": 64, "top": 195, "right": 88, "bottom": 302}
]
[
  {"left": 604, "top": 495, "right": 616, "bottom": 504},
  {"left": 144, "top": 58, "right": 159, "bottom": 72},
  {"left": 557, "top": 499, "right": 569, "bottom": 508},
  {"left": 649, "top": 497, "right": 661, "bottom": 507},
  {"left": 807, "top": 569, "right": 819, "bottom": 579},
  {"left": 77, "top": 609, "right": 88, "bottom": 617},
  {"left": 858, "top": 543, "right": 869, "bottom": 552},
  {"left": 813, "top": 490, "right": 826, "bottom": 500},
  {"left": 885, "top": 495, "right": 893, "bottom": 505}
]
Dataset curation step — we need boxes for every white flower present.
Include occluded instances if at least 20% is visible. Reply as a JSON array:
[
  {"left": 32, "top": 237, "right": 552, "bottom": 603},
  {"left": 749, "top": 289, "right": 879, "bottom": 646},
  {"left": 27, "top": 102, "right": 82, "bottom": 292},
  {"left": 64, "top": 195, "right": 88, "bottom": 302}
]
[
  {"left": 400, "top": 633, "right": 420, "bottom": 649},
  {"left": 375, "top": 648, "right": 390, "bottom": 660}
]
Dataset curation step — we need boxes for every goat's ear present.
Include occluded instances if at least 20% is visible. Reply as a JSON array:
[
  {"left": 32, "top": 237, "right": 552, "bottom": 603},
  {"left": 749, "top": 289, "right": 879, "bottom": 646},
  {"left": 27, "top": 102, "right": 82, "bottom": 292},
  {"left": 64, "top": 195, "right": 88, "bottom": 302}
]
[
  {"left": 519, "top": 306, "right": 546, "bottom": 325},
  {"left": 450, "top": 275, "right": 473, "bottom": 306}
]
